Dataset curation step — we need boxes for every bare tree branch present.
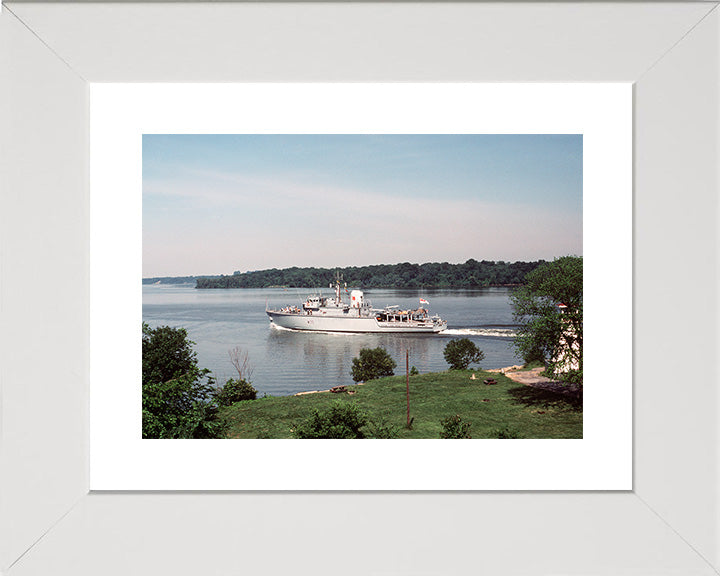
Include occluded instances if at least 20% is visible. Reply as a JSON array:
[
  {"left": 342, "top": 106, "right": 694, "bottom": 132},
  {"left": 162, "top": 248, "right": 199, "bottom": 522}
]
[{"left": 228, "top": 347, "right": 254, "bottom": 382}]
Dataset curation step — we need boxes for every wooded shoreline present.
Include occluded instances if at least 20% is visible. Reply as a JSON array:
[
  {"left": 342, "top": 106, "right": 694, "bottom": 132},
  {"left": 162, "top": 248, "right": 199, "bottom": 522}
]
[{"left": 143, "top": 259, "right": 546, "bottom": 290}]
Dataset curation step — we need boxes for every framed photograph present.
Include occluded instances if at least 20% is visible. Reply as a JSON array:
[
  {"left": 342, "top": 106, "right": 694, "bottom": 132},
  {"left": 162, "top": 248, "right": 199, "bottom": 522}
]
[
  {"left": 2, "top": 2, "right": 718, "bottom": 574},
  {"left": 90, "top": 82, "right": 630, "bottom": 491}
]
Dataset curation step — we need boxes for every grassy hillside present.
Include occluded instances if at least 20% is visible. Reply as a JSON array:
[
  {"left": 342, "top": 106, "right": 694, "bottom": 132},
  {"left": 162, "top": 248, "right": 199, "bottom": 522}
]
[{"left": 220, "top": 369, "right": 582, "bottom": 439}]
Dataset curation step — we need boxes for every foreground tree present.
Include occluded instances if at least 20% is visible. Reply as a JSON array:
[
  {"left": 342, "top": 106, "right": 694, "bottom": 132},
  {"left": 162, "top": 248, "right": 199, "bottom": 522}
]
[
  {"left": 142, "top": 323, "right": 197, "bottom": 387},
  {"left": 351, "top": 347, "right": 396, "bottom": 382},
  {"left": 142, "top": 323, "right": 226, "bottom": 438},
  {"left": 443, "top": 338, "right": 485, "bottom": 370},
  {"left": 510, "top": 256, "right": 583, "bottom": 384}
]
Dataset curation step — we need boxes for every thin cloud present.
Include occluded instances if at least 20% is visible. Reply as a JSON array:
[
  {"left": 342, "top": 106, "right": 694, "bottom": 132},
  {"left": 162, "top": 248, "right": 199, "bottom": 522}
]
[{"left": 142, "top": 135, "right": 582, "bottom": 276}]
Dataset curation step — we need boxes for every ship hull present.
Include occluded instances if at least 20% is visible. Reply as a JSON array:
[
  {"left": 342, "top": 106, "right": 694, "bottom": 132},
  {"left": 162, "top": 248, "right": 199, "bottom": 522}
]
[{"left": 267, "top": 311, "right": 446, "bottom": 333}]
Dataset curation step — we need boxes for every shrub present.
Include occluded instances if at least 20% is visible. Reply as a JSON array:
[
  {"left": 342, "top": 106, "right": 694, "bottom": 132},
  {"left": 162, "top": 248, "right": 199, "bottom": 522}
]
[
  {"left": 443, "top": 338, "right": 485, "bottom": 370},
  {"left": 294, "top": 402, "right": 368, "bottom": 439},
  {"left": 174, "top": 400, "right": 227, "bottom": 439},
  {"left": 561, "top": 369, "right": 583, "bottom": 385},
  {"left": 410, "top": 366, "right": 419, "bottom": 376},
  {"left": 365, "top": 418, "right": 400, "bottom": 439},
  {"left": 142, "top": 369, "right": 227, "bottom": 439},
  {"left": 215, "top": 378, "right": 257, "bottom": 406},
  {"left": 522, "top": 344, "right": 546, "bottom": 366},
  {"left": 439, "top": 414, "right": 472, "bottom": 439},
  {"left": 351, "top": 347, "right": 396, "bottom": 382}
]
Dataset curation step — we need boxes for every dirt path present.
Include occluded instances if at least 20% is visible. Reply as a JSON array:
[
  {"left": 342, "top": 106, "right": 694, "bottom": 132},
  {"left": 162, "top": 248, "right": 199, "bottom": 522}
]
[
  {"left": 503, "top": 367, "right": 557, "bottom": 385},
  {"left": 502, "top": 367, "right": 582, "bottom": 398}
]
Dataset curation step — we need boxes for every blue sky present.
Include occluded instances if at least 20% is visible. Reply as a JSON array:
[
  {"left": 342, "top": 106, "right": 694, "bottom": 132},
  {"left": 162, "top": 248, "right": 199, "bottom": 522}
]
[{"left": 143, "top": 134, "right": 582, "bottom": 277}]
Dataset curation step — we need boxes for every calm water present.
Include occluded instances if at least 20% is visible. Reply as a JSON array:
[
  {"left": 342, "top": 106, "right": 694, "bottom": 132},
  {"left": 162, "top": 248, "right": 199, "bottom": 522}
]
[{"left": 143, "top": 285, "right": 523, "bottom": 396}]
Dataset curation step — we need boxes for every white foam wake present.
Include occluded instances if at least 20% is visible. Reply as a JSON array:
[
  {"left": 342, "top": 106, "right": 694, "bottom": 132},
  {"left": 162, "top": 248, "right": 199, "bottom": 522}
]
[
  {"left": 270, "top": 324, "right": 295, "bottom": 332},
  {"left": 270, "top": 323, "right": 361, "bottom": 336},
  {"left": 443, "top": 328, "right": 517, "bottom": 338}
]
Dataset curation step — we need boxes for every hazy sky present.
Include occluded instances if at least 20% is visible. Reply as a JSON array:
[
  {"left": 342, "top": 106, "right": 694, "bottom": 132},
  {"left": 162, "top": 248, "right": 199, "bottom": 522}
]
[{"left": 143, "top": 134, "right": 582, "bottom": 277}]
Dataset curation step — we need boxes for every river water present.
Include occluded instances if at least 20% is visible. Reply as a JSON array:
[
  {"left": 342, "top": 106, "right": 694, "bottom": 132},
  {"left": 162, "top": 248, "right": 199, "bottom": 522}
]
[{"left": 142, "top": 285, "right": 523, "bottom": 396}]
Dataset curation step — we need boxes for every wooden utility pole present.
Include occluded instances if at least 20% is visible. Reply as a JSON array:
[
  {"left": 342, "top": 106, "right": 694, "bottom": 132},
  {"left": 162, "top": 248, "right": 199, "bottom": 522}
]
[{"left": 406, "top": 349, "right": 410, "bottom": 427}]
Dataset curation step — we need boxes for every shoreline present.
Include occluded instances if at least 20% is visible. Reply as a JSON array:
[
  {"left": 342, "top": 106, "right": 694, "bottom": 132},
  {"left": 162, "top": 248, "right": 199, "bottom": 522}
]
[{"left": 292, "top": 366, "right": 528, "bottom": 397}]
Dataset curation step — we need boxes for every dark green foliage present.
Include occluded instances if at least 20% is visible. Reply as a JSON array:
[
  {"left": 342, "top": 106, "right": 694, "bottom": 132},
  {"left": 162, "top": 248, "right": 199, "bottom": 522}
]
[
  {"left": 215, "top": 378, "right": 257, "bottom": 406},
  {"left": 495, "top": 426, "right": 523, "bottom": 439},
  {"left": 195, "top": 259, "right": 545, "bottom": 289},
  {"left": 443, "top": 338, "right": 485, "bottom": 370},
  {"left": 142, "top": 323, "right": 226, "bottom": 439},
  {"left": 142, "top": 366, "right": 225, "bottom": 439},
  {"left": 440, "top": 415, "right": 472, "bottom": 439},
  {"left": 365, "top": 418, "right": 400, "bottom": 439},
  {"left": 561, "top": 369, "right": 583, "bottom": 385},
  {"left": 294, "top": 402, "right": 368, "bottom": 439},
  {"left": 521, "top": 343, "right": 546, "bottom": 366},
  {"left": 511, "top": 256, "right": 583, "bottom": 384},
  {"left": 142, "top": 322, "right": 197, "bottom": 387},
  {"left": 172, "top": 395, "right": 225, "bottom": 439},
  {"left": 351, "top": 347, "right": 396, "bottom": 382},
  {"left": 410, "top": 366, "right": 419, "bottom": 376},
  {"left": 142, "top": 275, "right": 217, "bottom": 285}
]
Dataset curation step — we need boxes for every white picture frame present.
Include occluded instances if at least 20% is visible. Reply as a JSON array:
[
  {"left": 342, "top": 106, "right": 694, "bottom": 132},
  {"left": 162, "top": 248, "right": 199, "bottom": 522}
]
[
  {"left": 90, "top": 82, "right": 630, "bottom": 491},
  {"left": 2, "top": 2, "right": 718, "bottom": 574}
]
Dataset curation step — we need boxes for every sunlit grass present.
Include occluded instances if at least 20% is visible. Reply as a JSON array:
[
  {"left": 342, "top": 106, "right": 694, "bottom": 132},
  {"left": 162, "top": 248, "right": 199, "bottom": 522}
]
[{"left": 220, "top": 369, "right": 582, "bottom": 439}]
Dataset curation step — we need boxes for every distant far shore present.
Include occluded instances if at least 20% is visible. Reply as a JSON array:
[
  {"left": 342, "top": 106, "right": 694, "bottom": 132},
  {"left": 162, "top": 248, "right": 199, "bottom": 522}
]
[
  {"left": 143, "top": 280, "right": 524, "bottom": 289},
  {"left": 143, "top": 259, "right": 546, "bottom": 290}
]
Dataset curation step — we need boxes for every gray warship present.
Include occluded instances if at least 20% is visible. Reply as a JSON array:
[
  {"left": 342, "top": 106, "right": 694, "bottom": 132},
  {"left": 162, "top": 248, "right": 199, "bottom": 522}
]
[{"left": 266, "top": 276, "right": 447, "bottom": 334}]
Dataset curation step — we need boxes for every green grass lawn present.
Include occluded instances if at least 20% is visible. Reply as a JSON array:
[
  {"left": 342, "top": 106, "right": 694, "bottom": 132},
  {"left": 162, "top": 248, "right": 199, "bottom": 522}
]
[{"left": 220, "top": 369, "right": 582, "bottom": 439}]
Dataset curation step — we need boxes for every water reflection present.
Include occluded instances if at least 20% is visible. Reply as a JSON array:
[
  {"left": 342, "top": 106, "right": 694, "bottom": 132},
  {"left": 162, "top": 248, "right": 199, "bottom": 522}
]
[{"left": 144, "top": 285, "right": 523, "bottom": 396}]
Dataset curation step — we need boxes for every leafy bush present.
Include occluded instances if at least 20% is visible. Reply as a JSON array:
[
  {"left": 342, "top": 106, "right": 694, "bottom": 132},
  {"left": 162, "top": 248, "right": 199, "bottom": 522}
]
[
  {"left": 351, "top": 347, "right": 396, "bottom": 382},
  {"left": 142, "top": 362, "right": 225, "bottom": 439},
  {"left": 215, "top": 378, "right": 257, "bottom": 406},
  {"left": 173, "top": 399, "right": 226, "bottom": 439},
  {"left": 365, "top": 418, "right": 400, "bottom": 439},
  {"left": 443, "top": 338, "right": 485, "bottom": 370},
  {"left": 294, "top": 401, "right": 368, "bottom": 439},
  {"left": 561, "top": 369, "right": 583, "bottom": 385},
  {"left": 410, "top": 366, "right": 419, "bottom": 376},
  {"left": 522, "top": 344, "right": 546, "bottom": 366},
  {"left": 142, "top": 323, "right": 226, "bottom": 439},
  {"left": 439, "top": 414, "right": 472, "bottom": 439}
]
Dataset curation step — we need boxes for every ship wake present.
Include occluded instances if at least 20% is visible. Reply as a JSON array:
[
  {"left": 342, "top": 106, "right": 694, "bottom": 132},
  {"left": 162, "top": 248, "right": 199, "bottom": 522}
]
[
  {"left": 442, "top": 327, "right": 517, "bottom": 338},
  {"left": 270, "top": 323, "right": 361, "bottom": 336}
]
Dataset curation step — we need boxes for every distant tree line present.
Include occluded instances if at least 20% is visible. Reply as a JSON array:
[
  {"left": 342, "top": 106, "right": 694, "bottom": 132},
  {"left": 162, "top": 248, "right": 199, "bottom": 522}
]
[
  {"left": 195, "top": 259, "right": 546, "bottom": 290},
  {"left": 142, "top": 275, "right": 220, "bottom": 285}
]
